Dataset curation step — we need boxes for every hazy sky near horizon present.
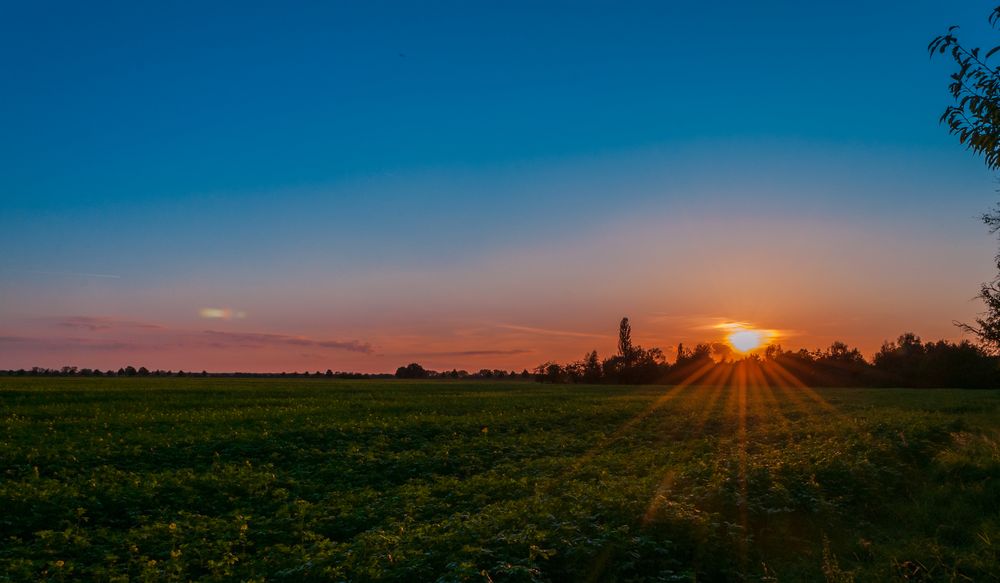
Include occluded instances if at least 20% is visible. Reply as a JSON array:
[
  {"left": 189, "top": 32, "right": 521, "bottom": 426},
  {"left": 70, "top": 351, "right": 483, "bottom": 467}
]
[{"left": 3, "top": 0, "right": 1000, "bottom": 372}]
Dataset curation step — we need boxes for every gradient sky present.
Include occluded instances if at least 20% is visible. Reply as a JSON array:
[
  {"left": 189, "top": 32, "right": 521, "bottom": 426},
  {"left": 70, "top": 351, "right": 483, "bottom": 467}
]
[{"left": 3, "top": 1, "right": 1000, "bottom": 372}]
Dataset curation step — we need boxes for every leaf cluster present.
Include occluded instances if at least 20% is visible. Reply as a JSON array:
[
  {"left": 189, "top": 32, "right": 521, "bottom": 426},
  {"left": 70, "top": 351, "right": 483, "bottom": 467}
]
[{"left": 930, "top": 7, "right": 1000, "bottom": 169}]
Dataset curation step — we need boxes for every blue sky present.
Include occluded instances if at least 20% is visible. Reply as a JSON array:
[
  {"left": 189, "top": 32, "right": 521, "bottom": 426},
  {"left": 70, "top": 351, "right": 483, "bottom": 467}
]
[{"left": 3, "top": 1, "right": 1000, "bottom": 371}]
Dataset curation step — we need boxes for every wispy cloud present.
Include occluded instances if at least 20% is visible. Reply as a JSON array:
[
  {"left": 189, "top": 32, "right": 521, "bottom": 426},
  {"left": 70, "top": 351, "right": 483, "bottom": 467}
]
[
  {"left": 55, "top": 316, "right": 164, "bottom": 332},
  {"left": 202, "top": 330, "right": 374, "bottom": 354},
  {"left": 707, "top": 320, "right": 755, "bottom": 331},
  {"left": 0, "top": 336, "right": 134, "bottom": 351},
  {"left": 405, "top": 348, "right": 533, "bottom": 357},
  {"left": 495, "top": 324, "right": 608, "bottom": 339},
  {"left": 648, "top": 313, "right": 747, "bottom": 330},
  {"left": 3, "top": 325, "right": 374, "bottom": 358}
]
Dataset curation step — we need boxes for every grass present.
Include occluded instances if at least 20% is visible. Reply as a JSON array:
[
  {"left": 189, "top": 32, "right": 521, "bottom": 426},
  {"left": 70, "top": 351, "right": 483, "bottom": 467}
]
[{"left": 0, "top": 378, "right": 998, "bottom": 581}]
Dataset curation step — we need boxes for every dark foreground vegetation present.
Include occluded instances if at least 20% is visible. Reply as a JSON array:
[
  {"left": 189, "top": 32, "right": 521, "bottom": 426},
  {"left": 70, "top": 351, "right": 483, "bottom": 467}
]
[{"left": 1, "top": 377, "right": 998, "bottom": 581}]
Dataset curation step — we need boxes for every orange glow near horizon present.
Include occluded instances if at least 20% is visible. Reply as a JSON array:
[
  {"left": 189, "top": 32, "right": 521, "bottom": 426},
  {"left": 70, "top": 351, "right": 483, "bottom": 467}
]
[
  {"left": 727, "top": 329, "right": 767, "bottom": 352},
  {"left": 716, "top": 322, "right": 778, "bottom": 354}
]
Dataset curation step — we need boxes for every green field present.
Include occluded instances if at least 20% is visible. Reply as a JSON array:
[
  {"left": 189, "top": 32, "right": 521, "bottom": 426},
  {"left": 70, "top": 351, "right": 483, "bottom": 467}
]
[{"left": 1, "top": 378, "right": 998, "bottom": 582}]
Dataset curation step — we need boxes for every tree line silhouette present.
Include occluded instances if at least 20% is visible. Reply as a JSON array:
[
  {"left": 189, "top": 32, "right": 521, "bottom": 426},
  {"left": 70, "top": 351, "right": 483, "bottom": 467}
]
[
  {"left": 0, "top": 365, "right": 533, "bottom": 381},
  {"left": 394, "top": 362, "right": 532, "bottom": 380},
  {"left": 0, "top": 367, "right": 395, "bottom": 380},
  {"left": 4, "top": 317, "right": 995, "bottom": 388},
  {"left": 530, "top": 317, "right": 998, "bottom": 389}
]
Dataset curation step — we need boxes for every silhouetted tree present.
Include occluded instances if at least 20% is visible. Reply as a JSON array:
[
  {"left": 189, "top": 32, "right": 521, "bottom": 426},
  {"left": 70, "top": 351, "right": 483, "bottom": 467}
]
[
  {"left": 534, "top": 362, "right": 566, "bottom": 384},
  {"left": 666, "top": 342, "right": 714, "bottom": 383},
  {"left": 932, "top": 8, "right": 1000, "bottom": 351},
  {"left": 563, "top": 360, "right": 585, "bottom": 383},
  {"left": 873, "top": 334, "right": 998, "bottom": 388},
  {"left": 930, "top": 8, "right": 1000, "bottom": 170},
  {"left": 824, "top": 341, "right": 864, "bottom": 364},
  {"left": 618, "top": 317, "right": 634, "bottom": 365},
  {"left": 711, "top": 342, "right": 733, "bottom": 363},
  {"left": 583, "top": 350, "right": 602, "bottom": 383},
  {"left": 922, "top": 339, "right": 997, "bottom": 388},
  {"left": 395, "top": 363, "right": 429, "bottom": 379},
  {"left": 810, "top": 341, "right": 872, "bottom": 386},
  {"left": 874, "top": 333, "right": 925, "bottom": 382},
  {"left": 623, "top": 346, "right": 667, "bottom": 384}
]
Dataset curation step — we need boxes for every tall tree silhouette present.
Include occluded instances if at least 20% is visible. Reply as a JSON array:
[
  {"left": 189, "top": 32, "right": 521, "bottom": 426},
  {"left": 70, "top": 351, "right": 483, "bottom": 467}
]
[{"left": 618, "top": 317, "right": 634, "bottom": 365}]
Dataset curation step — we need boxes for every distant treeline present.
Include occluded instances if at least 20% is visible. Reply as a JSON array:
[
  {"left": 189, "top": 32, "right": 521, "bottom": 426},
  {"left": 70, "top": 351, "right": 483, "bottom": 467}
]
[
  {"left": 531, "top": 319, "right": 999, "bottom": 389},
  {"left": 0, "top": 365, "right": 533, "bottom": 381},
  {"left": 0, "top": 366, "right": 394, "bottom": 380},
  {"left": 394, "top": 363, "right": 533, "bottom": 380},
  {"left": 4, "top": 319, "right": 996, "bottom": 388}
]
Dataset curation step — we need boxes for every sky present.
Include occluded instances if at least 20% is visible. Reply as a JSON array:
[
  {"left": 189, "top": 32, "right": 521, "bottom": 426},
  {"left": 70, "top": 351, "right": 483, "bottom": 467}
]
[{"left": 3, "top": 0, "right": 1000, "bottom": 373}]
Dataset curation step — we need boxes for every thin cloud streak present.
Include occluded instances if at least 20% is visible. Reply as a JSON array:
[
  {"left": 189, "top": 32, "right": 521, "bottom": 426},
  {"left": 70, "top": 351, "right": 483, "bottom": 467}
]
[
  {"left": 495, "top": 324, "right": 609, "bottom": 339},
  {"left": 0, "top": 335, "right": 134, "bottom": 351},
  {"left": 404, "top": 348, "right": 533, "bottom": 357},
  {"left": 1, "top": 324, "right": 375, "bottom": 367},
  {"left": 202, "top": 330, "right": 374, "bottom": 354},
  {"left": 55, "top": 316, "right": 165, "bottom": 331}
]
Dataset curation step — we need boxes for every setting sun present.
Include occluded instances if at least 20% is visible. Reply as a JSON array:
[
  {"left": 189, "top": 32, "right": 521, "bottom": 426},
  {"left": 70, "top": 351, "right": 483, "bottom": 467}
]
[{"left": 727, "top": 329, "right": 767, "bottom": 352}]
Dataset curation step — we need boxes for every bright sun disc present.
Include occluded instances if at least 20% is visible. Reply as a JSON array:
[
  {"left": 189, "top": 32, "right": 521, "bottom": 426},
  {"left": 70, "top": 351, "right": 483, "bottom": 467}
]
[{"left": 728, "top": 330, "right": 766, "bottom": 352}]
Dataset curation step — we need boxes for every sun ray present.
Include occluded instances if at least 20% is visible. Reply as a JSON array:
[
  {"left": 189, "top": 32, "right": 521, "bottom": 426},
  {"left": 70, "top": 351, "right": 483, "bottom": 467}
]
[
  {"left": 608, "top": 361, "right": 717, "bottom": 435},
  {"left": 755, "top": 368, "right": 793, "bottom": 436},
  {"left": 760, "top": 364, "right": 815, "bottom": 419},
  {"left": 735, "top": 361, "right": 750, "bottom": 574},
  {"left": 641, "top": 468, "right": 679, "bottom": 525},
  {"left": 765, "top": 364, "right": 825, "bottom": 419},
  {"left": 692, "top": 375, "right": 729, "bottom": 432},
  {"left": 768, "top": 359, "right": 840, "bottom": 415},
  {"left": 545, "top": 360, "right": 718, "bottom": 497},
  {"left": 643, "top": 372, "right": 730, "bottom": 524},
  {"left": 579, "top": 362, "right": 721, "bottom": 578},
  {"left": 746, "top": 363, "right": 775, "bottom": 429}
]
